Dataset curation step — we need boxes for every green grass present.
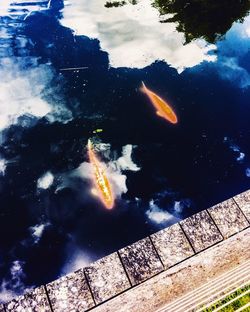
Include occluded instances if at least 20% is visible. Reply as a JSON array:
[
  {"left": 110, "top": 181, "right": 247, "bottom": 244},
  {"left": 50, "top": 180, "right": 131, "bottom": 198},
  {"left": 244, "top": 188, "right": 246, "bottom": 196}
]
[
  {"left": 219, "top": 292, "right": 250, "bottom": 311},
  {"left": 201, "top": 284, "right": 250, "bottom": 312}
]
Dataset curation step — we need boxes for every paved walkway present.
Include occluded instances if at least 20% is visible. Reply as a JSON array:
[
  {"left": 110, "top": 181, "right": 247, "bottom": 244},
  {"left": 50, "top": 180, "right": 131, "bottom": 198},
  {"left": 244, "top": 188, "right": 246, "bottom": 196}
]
[{"left": 157, "top": 260, "right": 250, "bottom": 312}]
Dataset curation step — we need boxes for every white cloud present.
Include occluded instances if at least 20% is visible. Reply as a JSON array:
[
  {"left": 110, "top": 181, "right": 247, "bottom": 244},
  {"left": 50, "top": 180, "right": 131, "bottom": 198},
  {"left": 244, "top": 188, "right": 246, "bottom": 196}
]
[
  {"left": 106, "top": 167, "right": 128, "bottom": 197},
  {"left": 0, "top": 0, "right": 12, "bottom": 17},
  {"left": 237, "top": 152, "right": 245, "bottom": 162},
  {"left": 218, "top": 57, "right": 250, "bottom": 89},
  {"left": 61, "top": 0, "right": 216, "bottom": 71},
  {"left": 245, "top": 27, "right": 250, "bottom": 37},
  {"left": 0, "top": 61, "right": 50, "bottom": 131},
  {"left": 146, "top": 200, "right": 177, "bottom": 224},
  {"left": 93, "top": 143, "right": 112, "bottom": 159},
  {"left": 173, "top": 201, "right": 183, "bottom": 214},
  {"left": 215, "top": 16, "right": 250, "bottom": 88},
  {"left": 233, "top": 15, "right": 250, "bottom": 39},
  {"left": 61, "top": 249, "right": 92, "bottom": 275},
  {"left": 0, "top": 260, "right": 32, "bottom": 304},
  {"left": 0, "top": 158, "right": 6, "bottom": 175},
  {"left": 73, "top": 159, "right": 128, "bottom": 198},
  {"left": 224, "top": 137, "right": 246, "bottom": 163},
  {"left": 0, "top": 287, "right": 14, "bottom": 304},
  {"left": 37, "top": 171, "right": 54, "bottom": 189},
  {"left": 29, "top": 222, "right": 50, "bottom": 244},
  {"left": 0, "top": 58, "right": 73, "bottom": 134},
  {"left": 116, "top": 145, "right": 140, "bottom": 172},
  {"left": 246, "top": 168, "right": 250, "bottom": 178},
  {"left": 10, "top": 261, "right": 25, "bottom": 288},
  {"left": 75, "top": 143, "right": 140, "bottom": 200},
  {"left": 0, "top": 0, "right": 48, "bottom": 18}
]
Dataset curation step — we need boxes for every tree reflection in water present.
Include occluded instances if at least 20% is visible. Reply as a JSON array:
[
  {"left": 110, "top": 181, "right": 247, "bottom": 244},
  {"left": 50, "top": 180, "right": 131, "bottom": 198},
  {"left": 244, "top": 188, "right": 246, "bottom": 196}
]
[{"left": 105, "top": 0, "right": 250, "bottom": 43}]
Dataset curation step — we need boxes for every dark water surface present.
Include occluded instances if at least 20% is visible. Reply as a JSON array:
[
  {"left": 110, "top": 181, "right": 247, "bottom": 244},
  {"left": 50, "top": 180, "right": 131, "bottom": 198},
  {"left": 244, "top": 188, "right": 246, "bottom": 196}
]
[{"left": 0, "top": 0, "right": 250, "bottom": 301}]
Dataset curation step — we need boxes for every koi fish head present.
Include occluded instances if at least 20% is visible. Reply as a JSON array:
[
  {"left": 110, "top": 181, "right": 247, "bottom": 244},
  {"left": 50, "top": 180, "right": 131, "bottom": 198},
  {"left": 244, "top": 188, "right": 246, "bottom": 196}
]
[{"left": 170, "top": 114, "right": 178, "bottom": 124}]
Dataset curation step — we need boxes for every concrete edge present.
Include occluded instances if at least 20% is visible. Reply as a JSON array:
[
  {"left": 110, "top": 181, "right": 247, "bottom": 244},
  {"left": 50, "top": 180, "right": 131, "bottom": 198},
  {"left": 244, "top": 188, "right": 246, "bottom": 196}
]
[{"left": 3, "top": 189, "right": 250, "bottom": 312}]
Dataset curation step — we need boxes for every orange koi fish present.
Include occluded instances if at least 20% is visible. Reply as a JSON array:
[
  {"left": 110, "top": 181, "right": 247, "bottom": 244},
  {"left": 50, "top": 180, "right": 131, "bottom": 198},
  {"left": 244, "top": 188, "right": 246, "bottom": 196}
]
[
  {"left": 87, "top": 139, "right": 114, "bottom": 209},
  {"left": 140, "top": 82, "right": 178, "bottom": 124}
]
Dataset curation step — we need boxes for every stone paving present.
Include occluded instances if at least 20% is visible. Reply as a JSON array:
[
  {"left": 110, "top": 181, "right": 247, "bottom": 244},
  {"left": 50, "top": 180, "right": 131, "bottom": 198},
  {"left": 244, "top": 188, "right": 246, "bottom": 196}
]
[
  {"left": 208, "top": 198, "right": 249, "bottom": 238},
  {"left": 90, "top": 227, "right": 250, "bottom": 312},
  {"left": 46, "top": 269, "right": 94, "bottom": 312},
  {"left": 234, "top": 189, "right": 250, "bottom": 221},
  {"left": 2, "top": 190, "right": 250, "bottom": 312},
  {"left": 151, "top": 223, "right": 194, "bottom": 269},
  {"left": 180, "top": 210, "right": 223, "bottom": 252},
  {"left": 5, "top": 286, "right": 51, "bottom": 312},
  {"left": 84, "top": 253, "right": 130, "bottom": 304},
  {"left": 119, "top": 237, "right": 164, "bottom": 285}
]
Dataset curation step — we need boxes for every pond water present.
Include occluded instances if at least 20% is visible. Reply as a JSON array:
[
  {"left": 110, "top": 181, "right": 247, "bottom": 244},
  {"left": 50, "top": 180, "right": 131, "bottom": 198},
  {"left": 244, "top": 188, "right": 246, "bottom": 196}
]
[{"left": 0, "top": 0, "right": 250, "bottom": 302}]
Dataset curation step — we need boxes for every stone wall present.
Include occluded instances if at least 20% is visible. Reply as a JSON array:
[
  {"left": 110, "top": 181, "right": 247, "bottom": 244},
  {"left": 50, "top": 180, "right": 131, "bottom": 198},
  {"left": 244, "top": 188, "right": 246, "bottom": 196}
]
[{"left": 2, "top": 189, "right": 250, "bottom": 312}]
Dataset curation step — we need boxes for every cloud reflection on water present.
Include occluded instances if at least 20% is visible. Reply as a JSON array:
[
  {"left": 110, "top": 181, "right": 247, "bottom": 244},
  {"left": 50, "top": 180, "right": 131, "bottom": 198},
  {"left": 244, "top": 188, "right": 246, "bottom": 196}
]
[
  {"left": 61, "top": 0, "right": 217, "bottom": 72},
  {"left": 214, "top": 15, "right": 250, "bottom": 88}
]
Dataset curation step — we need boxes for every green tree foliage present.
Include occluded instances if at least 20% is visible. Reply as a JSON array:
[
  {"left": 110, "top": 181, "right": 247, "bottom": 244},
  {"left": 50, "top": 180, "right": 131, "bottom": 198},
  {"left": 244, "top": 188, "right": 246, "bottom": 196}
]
[
  {"left": 105, "top": 1, "right": 127, "bottom": 8},
  {"left": 105, "top": 0, "right": 137, "bottom": 7}
]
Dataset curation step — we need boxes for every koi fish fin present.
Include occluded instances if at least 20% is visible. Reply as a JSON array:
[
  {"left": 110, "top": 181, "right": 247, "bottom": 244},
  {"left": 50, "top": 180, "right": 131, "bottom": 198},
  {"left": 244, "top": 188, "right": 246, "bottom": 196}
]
[
  {"left": 156, "top": 111, "right": 164, "bottom": 118},
  {"left": 91, "top": 188, "right": 98, "bottom": 196},
  {"left": 88, "top": 139, "right": 92, "bottom": 149},
  {"left": 140, "top": 81, "right": 147, "bottom": 93}
]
